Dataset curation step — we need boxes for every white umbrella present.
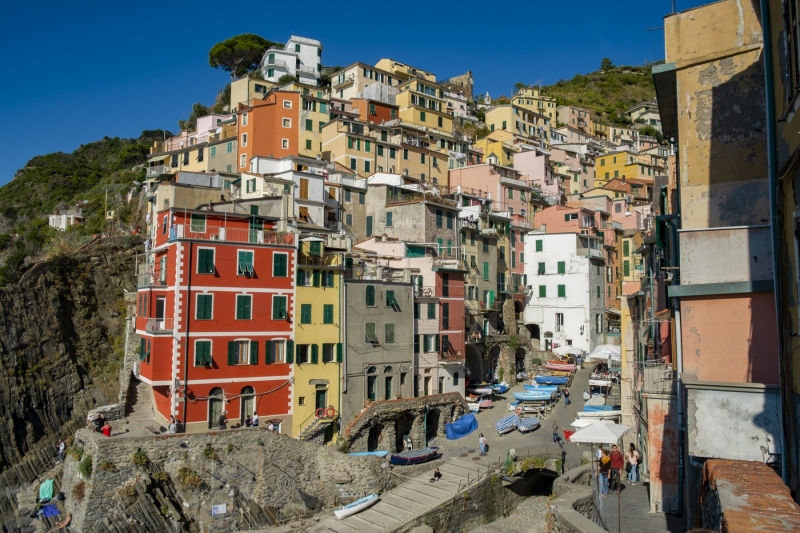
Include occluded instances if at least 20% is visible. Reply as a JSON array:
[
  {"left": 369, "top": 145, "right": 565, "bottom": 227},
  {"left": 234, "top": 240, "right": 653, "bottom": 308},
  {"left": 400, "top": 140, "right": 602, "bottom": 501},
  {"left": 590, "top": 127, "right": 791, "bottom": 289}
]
[
  {"left": 553, "top": 346, "right": 584, "bottom": 356},
  {"left": 568, "top": 421, "right": 630, "bottom": 444},
  {"left": 570, "top": 419, "right": 608, "bottom": 428}
]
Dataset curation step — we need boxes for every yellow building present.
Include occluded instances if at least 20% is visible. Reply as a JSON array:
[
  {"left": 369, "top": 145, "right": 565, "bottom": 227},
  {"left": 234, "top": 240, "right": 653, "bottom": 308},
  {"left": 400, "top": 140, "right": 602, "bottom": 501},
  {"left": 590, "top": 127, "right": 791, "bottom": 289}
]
[
  {"left": 292, "top": 238, "right": 344, "bottom": 443},
  {"left": 619, "top": 230, "right": 644, "bottom": 287},
  {"left": 511, "top": 87, "right": 557, "bottom": 121},
  {"left": 396, "top": 79, "right": 453, "bottom": 134},
  {"left": 230, "top": 76, "right": 277, "bottom": 109},
  {"left": 473, "top": 135, "right": 515, "bottom": 168},
  {"left": 375, "top": 58, "right": 436, "bottom": 82},
  {"left": 485, "top": 105, "right": 551, "bottom": 146}
]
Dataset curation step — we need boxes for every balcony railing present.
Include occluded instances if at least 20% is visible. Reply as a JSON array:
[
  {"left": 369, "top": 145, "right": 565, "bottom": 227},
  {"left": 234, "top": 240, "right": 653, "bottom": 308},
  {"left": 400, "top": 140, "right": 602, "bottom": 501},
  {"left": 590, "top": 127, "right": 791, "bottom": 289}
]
[
  {"left": 298, "top": 65, "right": 316, "bottom": 74},
  {"left": 298, "top": 253, "right": 342, "bottom": 267},
  {"left": 146, "top": 165, "right": 170, "bottom": 177},
  {"left": 145, "top": 318, "right": 174, "bottom": 333},
  {"left": 344, "top": 265, "right": 410, "bottom": 283},
  {"left": 600, "top": 221, "right": 623, "bottom": 230},
  {"left": 137, "top": 273, "right": 167, "bottom": 288},
  {"left": 266, "top": 58, "right": 287, "bottom": 68},
  {"left": 386, "top": 191, "right": 457, "bottom": 208},
  {"left": 333, "top": 74, "right": 355, "bottom": 87},
  {"left": 167, "top": 225, "right": 295, "bottom": 246},
  {"left": 414, "top": 286, "right": 436, "bottom": 298},
  {"left": 638, "top": 361, "right": 677, "bottom": 395},
  {"left": 577, "top": 248, "right": 603, "bottom": 259}
]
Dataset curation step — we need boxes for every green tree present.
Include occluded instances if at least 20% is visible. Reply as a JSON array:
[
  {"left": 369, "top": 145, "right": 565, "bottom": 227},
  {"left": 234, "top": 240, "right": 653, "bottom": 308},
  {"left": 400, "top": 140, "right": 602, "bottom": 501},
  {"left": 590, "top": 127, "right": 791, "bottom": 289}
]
[
  {"left": 601, "top": 57, "right": 614, "bottom": 70},
  {"left": 277, "top": 74, "right": 297, "bottom": 85},
  {"left": 178, "top": 103, "right": 210, "bottom": 131},
  {"left": 208, "top": 34, "right": 280, "bottom": 79},
  {"left": 514, "top": 82, "right": 527, "bottom": 93}
]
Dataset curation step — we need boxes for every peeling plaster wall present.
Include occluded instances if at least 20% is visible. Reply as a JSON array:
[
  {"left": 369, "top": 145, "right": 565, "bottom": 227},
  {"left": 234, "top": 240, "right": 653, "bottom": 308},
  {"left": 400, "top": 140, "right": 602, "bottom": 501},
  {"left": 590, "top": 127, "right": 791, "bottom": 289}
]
[{"left": 646, "top": 396, "right": 680, "bottom": 514}]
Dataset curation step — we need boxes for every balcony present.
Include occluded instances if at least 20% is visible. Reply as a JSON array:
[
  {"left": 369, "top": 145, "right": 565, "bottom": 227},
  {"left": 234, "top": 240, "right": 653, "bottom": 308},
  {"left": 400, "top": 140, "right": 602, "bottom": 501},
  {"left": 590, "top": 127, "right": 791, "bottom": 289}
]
[
  {"left": 344, "top": 265, "right": 410, "bottom": 283},
  {"left": 266, "top": 58, "right": 287, "bottom": 68},
  {"left": 414, "top": 285, "right": 436, "bottom": 298},
  {"left": 137, "top": 273, "right": 167, "bottom": 288},
  {"left": 298, "top": 65, "right": 316, "bottom": 74},
  {"left": 577, "top": 248, "right": 603, "bottom": 259},
  {"left": 639, "top": 361, "right": 677, "bottom": 395},
  {"left": 298, "top": 253, "right": 342, "bottom": 267},
  {"left": 146, "top": 165, "right": 170, "bottom": 177},
  {"left": 385, "top": 190, "right": 457, "bottom": 208},
  {"left": 579, "top": 219, "right": 595, "bottom": 229},
  {"left": 333, "top": 74, "right": 355, "bottom": 87},
  {"left": 323, "top": 219, "right": 340, "bottom": 231},
  {"left": 167, "top": 225, "right": 295, "bottom": 246},
  {"left": 600, "top": 221, "right": 623, "bottom": 230},
  {"left": 145, "top": 318, "right": 174, "bottom": 333}
]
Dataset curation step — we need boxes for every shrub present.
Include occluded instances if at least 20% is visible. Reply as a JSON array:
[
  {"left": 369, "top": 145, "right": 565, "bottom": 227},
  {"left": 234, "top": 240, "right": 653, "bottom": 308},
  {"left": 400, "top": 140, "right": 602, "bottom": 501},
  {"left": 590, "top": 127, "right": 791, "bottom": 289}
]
[
  {"left": 226, "top": 443, "right": 235, "bottom": 453},
  {"left": 77, "top": 454, "right": 92, "bottom": 479},
  {"left": 160, "top": 504, "right": 169, "bottom": 516},
  {"left": 203, "top": 444, "right": 219, "bottom": 461},
  {"left": 256, "top": 439, "right": 264, "bottom": 447},
  {"left": 131, "top": 450, "right": 150, "bottom": 468},
  {"left": 177, "top": 467, "right": 204, "bottom": 491},
  {"left": 67, "top": 444, "right": 84, "bottom": 461},
  {"left": 152, "top": 471, "right": 169, "bottom": 482},
  {"left": 98, "top": 460, "right": 117, "bottom": 472},
  {"left": 119, "top": 484, "right": 137, "bottom": 497},
  {"left": 71, "top": 481, "right": 86, "bottom": 502}
]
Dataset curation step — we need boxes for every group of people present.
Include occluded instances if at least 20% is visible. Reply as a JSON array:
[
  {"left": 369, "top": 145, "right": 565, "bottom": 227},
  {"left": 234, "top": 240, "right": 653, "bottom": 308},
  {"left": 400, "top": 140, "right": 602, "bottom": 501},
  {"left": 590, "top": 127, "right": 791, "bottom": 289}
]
[
  {"left": 596, "top": 443, "right": 641, "bottom": 496},
  {"left": 85, "top": 413, "right": 113, "bottom": 437}
]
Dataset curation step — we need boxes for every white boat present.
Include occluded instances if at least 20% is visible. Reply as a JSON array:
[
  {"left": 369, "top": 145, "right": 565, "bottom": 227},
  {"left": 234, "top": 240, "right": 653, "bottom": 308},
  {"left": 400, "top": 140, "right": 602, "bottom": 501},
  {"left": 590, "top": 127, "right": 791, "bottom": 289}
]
[
  {"left": 589, "top": 379, "right": 612, "bottom": 387},
  {"left": 466, "top": 386, "right": 493, "bottom": 395},
  {"left": 334, "top": 494, "right": 379, "bottom": 519},
  {"left": 576, "top": 410, "right": 622, "bottom": 419}
]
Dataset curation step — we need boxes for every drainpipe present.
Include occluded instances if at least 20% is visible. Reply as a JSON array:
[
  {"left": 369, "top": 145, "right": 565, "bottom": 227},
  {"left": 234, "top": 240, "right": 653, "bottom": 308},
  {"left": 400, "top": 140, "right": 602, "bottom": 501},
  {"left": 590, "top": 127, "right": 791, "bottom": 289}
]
[{"left": 760, "top": 0, "right": 791, "bottom": 487}]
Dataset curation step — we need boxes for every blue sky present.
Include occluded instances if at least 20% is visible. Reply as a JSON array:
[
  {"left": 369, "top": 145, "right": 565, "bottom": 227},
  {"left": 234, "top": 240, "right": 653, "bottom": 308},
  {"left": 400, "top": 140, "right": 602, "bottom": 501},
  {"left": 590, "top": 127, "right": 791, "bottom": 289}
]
[{"left": 0, "top": 0, "right": 707, "bottom": 186}]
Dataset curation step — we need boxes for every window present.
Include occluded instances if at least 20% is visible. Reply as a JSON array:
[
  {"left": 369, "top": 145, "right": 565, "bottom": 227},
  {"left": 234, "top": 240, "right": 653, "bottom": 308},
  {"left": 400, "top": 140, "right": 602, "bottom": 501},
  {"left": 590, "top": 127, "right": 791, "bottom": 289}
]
[
  {"left": 364, "top": 160, "right": 371, "bottom": 173},
  {"left": 453, "top": 372, "right": 459, "bottom": 386},
  {"left": 240, "top": 154, "right": 247, "bottom": 168},
  {"left": 267, "top": 68, "right": 275, "bottom": 78},
  {"left": 556, "top": 313, "right": 564, "bottom": 332},
  {"left": 238, "top": 251, "right": 254, "bottom": 275},
  {"left": 296, "top": 344, "right": 310, "bottom": 364},
  {"left": 438, "top": 116, "right": 443, "bottom": 127},
  {"left": 365, "top": 323, "right": 378, "bottom": 343},
  {"left": 436, "top": 209, "right": 443, "bottom": 227},
  {"left": 282, "top": 139, "right": 289, "bottom": 149},
  {"left": 283, "top": 100, "right": 292, "bottom": 108},
  {"left": 190, "top": 214, "right": 206, "bottom": 233},
  {"left": 273, "top": 253, "right": 288, "bottom": 277},
  {"left": 226, "top": 142, "right": 233, "bottom": 154},
  {"left": 483, "top": 262, "right": 490, "bottom": 281},
  {"left": 350, "top": 157, "right": 357, "bottom": 170},
  {"left": 366, "top": 216, "right": 373, "bottom": 237},
  {"left": 442, "top": 303, "right": 449, "bottom": 329},
  {"left": 596, "top": 313, "right": 603, "bottom": 334},
  {"left": 241, "top": 133, "right": 248, "bottom": 148},
  {"left": 359, "top": 192, "right": 365, "bottom": 204},
  {"left": 389, "top": 147, "right": 396, "bottom": 159},
  {"left": 346, "top": 214, "right": 353, "bottom": 225},
  {"left": 323, "top": 343, "right": 335, "bottom": 363},
  {"left": 420, "top": 153, "right": 426, "bottom": 164},
  {"left": 198, "top": 249, "right": 214, "bottom": 273},
  {"left": 539, "top": 285, "right": 546, "bottom": 297},
  {"left": 520, "top": 252, "right": 525, "bottom": 263},
  {"left": 323, "top": 304, "right": 334, "bottom": 324},
  {"left": 403, "top": 148, "right": 409, "bottom": 160},
  {"left": 597, "top": 286, "right": 601, "bottom": 299},
  {"left": 446, "top": 212, "right": 453, "bottom": 229},
  {"left": 508, "top": 187, "right": 514, "bottom": 200},
  {"left": 426, "top": 302, "right": 436, "bottom": 320},
  {"left": 624, "top": 260, "right": 630, "bottom": 277},
  {"left": 420, "top": 111, "right": 426, "bottom": 122},
  {"left": 295, "top": 43, "right": 300, "bottom": 52},
  {"left": 385, "top": 324, "right": 396, "bottom": 343},
  {"left": 366, "top": 285, "right": 376, "bottom": 307},
  {"left": 386, "top": 290, "right": 397, "bottom": 307},
  {"left": 300, "top": 304, "right": 312, "bottom": 324},
  {"left": 196, "top": 294, "right": 213, "bottom": 320},
  {"left": 558, "top": 285, "right": 566, "bottom": 297},
  {"left": 272, "top": 296, "right": 287, "bottom": 319},
  {"left": 210, "top": 146, "right": 217, "bottom": 158},
  {"left": 236, "top": 295, "right": 252, "bottom": 319},
  {"left": 535, "top": 240, "right": 543, "bottom": 252},
  {"left": 369, "top": 103, "right": 376, "bottom": 115},
  {"left": 365, "top": 140, "right": 371, "bottom": 153},
  {"left": 623, "top": 240, "right": 630, "bottom": 256},
  {"left": 511, "top": 251, "right": 516, "bottom": 268},
  {"left": 558, "top": 261, "right": 566, "bottom": 274},
  {"left": 195, "top": 340, "right": 212, "bottom": 366}
]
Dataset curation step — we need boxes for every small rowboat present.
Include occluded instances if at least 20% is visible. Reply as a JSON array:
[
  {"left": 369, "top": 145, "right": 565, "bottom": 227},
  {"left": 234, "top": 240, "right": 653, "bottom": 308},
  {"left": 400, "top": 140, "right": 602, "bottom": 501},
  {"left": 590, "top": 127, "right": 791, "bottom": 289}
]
[
  {"left": 514, "top": 391, "right": 555, "bottom": 402},
  {"left": 576, "top": 410, "right": 622, "bottom": 419},
  {"left": 583, "top": 405, "right": 618, "bottom": 412},
  {"left": 478, "top": 398, "right": 493, "bottom": 409},
  {"left": 496, "top": 414, "right": 519, "bottom": 435},
  {"left": 534, "top": 375, "right": 569, "bottom": 385},
  {"left": 517, "top": 416, "right": 540, "bottom": 433},
  {"left": 390, "top": 447, "right": 439, "bottom": 466},
  {"left": 466, "top": 386, "right": 493, "bottom": 395},
  {"left": 334, "top": 494, "right": 379, "bottom": 519},
  {"left": 491, "top": 383, "right": 510, "bottom": 394},
  {"left": 589, "top": 379, "right": 612, "bottom": 387},
  {"left": 468, "top": 402, "right": 480, "bottom": 413},
  {"left": 348, "top": 451, "right": 390, "bottom": 457},
  {"left": 523, "top": 384, "right": 559, "bottom": 392},
  {"left": 545, "top": 363, "right": 576, "bottom": 372}
]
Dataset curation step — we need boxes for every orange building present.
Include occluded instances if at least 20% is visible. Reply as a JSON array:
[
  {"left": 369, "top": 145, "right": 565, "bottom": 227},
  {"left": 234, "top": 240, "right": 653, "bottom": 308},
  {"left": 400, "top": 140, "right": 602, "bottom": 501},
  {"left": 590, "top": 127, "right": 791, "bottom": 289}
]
[
  {"left": 351, "top": 97, "right": 398, "bottom": 125},
  {"left": 236, "top": 91, "right": 301, "bottom": 171}
]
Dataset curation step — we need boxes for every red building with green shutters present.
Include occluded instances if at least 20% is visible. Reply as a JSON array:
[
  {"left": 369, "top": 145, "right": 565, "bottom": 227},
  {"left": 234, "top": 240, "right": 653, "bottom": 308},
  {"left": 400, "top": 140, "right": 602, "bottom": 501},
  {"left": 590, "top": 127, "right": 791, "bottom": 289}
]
[{"left": 135, "top": 207, "right": 296, "bottom": 433}]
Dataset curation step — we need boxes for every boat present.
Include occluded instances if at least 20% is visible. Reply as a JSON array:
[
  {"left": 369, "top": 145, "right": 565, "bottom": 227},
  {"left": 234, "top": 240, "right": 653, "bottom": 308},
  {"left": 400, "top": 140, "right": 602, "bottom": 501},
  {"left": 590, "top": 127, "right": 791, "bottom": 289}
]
[
  {"left": 583, "top": 405, "right": 617, "bottom": 412},
  {"left": 517, "top": 416, "right": 540, "bottom": 433},
  {"left": 478, "top": 398, "right": 493, "bottom": 409},
  {"left": 508, "top": 401, "right": 543, "bottom": 413},
  {"left": 534, "top": 375, "right": 569, "bottom": 385},
  {"left": 468, "top": 402, "right": 480, "bottom": 413},
  {"left": 545, "top": 363, "right": 576, "bottom": 372},
  {"left": 334, "top": 494, "right": 379, "bottom": 519},
  {"left": 523, "top": 384, "right": 559, "bottom": 392},
  {"left": 576, "top": 410, "right": 622, "bottom": 419},
  {"left": 513, "top": 391, "right": 555, "bottom": 402},
  {"left": 466, "top": 386, "right": 493, "bottom": 395},
  {"left": 495, "top": 414, "right": 519, "bottom": 435},
  {"left": 589, "top": 379, "right": 612, "bottom": 387},
  {"left": 390, "top": 447, "right": 439, "bottom": 466},
  {"left": 347, "top": 451, "right": 390, "bottom": 457},
  {"left": 490, "top": 383, "right": 509, "bottom": 394}
]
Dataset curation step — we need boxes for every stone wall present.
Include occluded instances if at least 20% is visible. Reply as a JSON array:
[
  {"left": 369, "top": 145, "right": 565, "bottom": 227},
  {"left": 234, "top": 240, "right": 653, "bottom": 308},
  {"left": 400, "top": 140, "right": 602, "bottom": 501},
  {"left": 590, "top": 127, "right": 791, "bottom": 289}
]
[
  {"left": 62, "top": 427, "right": 393, "bottom": 533},
  {"left": 549, "top": 465, "right": 606, "bottom": 533},
  {"left": 698, "top": 459, "right": 800, "bottom": 532},
  {"left": 344, "top": 393, "right": 469, "bottom": 452}
]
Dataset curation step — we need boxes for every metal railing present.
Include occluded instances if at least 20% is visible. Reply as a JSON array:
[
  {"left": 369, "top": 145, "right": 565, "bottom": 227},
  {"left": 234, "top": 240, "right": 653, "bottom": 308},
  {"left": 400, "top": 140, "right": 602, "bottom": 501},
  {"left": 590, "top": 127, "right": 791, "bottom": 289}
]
[
  {"left": 413, "top": 286, "right": 437, "bottom": 298},
  {"left": 600, "top": 221, "right": 623, "bottom": 230},
  {"left": 145, "top": 318, "right": 174, "bottom": 333},
  {"left": 146, "top": 165, "right": 170, "bottom": 177},
  {"left": 137, "top": 273, "right": 167, "bottom": 288},
  {"left": 297, "top": 65, "right": 316, "bottom": 74},
  {"left": 167, "top": 225, "right": 295, "bottom": 246},
  {"left": 266, "top": 58, "right": 287, "bottom": 67},
  {"left": 298, "top": 254, "right": 342, "bottom": 267}
]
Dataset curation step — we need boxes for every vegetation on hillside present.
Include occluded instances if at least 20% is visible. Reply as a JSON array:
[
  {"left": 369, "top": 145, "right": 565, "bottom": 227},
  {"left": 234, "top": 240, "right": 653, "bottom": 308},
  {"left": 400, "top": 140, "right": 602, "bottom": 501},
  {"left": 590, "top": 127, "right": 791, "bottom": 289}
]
[
  {"left": 538, "top": 58, "right": 659, "bottom": 126},
  {"left": 208, "top": 34, "right": 282, "bottom": 79},
  {"left": 0, "top": 131, "right": 164, "bottom": 284}
]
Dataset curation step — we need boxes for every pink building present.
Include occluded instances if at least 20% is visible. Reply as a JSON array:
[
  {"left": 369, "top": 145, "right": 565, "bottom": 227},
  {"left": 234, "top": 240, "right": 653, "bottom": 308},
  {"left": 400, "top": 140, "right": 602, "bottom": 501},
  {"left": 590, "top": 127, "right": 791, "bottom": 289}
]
[
  {"left": 513, "top": 150, "right": 560, "bottom": 200},
  {"left": 448, "top": 164, "right": 532, "bottom": 226},
  {"left": 549, "top": 146, "right": 596, "bottom": 194}
]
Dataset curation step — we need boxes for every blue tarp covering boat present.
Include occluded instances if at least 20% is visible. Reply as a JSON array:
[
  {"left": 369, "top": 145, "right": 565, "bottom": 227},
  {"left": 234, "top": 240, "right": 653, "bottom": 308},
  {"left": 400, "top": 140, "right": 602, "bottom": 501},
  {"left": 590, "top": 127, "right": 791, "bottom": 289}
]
[
  {"left": 513, "top": 391, "right": 555, "bottom": 402},
  {"left": 534, "top": 375, "right": 569, "bottom": 385},
  {"left": 496, "top": 414, "right": 519, "bottom": 435},
  {"left": 348, "top": 451, "right": 390, "bottom": 457},
  {"left": 446, "top": 413, "right": 478, "bottom": 440},
  {"left": 517, "top": 416, "right": 540, "bottom": 433}
]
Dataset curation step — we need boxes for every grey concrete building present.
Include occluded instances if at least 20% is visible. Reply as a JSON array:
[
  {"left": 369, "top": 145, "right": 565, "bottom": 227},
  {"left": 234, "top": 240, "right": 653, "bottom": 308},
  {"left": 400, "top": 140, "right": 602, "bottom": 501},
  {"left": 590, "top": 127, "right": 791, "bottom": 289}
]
[{"left": 341, "top": 259, "right": 415, "bottom": 424}]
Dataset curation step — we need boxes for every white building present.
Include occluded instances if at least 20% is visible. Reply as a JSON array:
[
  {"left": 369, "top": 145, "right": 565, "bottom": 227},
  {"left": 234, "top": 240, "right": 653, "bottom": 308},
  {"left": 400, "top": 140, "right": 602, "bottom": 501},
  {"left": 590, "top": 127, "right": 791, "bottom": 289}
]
[
  {"left": 48, "top": 209, "right": 83, "bottom": 231},
  {"left": 329, "top": 62, "right": 407, "bottom": 101},
  {"left": 261, "top": 36, "right": 323, "bottom": 86},
  {"left": 523, "top": 233, "right": 606, "bottom": 353}
]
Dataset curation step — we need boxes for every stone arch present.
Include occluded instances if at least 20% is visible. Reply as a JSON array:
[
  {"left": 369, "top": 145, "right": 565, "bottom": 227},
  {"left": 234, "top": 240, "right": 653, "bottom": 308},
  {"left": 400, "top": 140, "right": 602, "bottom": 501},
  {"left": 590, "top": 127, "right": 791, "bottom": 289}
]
[
  {"left": 426, "top": 408, "right": 441, "bottom": 442},
  {"left": 395, "top": 413, "right": 416, "bottom": 452},
  {"left": 208, "top": 387, "right": 224, "bottom": 430},
  {"left": 368, "top": 423, "right": 384, "bottom": 452}
]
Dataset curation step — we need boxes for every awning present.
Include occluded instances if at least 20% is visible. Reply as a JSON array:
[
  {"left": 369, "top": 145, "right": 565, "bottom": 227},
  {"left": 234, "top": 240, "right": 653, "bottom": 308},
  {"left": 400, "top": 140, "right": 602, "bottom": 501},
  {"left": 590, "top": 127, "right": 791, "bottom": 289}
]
[
  {"left": 148, "top": 155, "right": 169, "bottom": 164},
  {"left": 298, "top": 207, "right": 310, "bottom": 221},
  {"left": 300, "top": 237, "right": 325, "bottom": 242}
]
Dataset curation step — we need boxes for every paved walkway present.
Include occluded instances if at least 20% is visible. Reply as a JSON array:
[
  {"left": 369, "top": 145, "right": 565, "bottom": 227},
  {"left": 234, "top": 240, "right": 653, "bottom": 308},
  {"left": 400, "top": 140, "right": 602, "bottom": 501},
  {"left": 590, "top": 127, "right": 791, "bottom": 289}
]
[{"left": 597, "top": 482, "right": 683, "bottom": 533}]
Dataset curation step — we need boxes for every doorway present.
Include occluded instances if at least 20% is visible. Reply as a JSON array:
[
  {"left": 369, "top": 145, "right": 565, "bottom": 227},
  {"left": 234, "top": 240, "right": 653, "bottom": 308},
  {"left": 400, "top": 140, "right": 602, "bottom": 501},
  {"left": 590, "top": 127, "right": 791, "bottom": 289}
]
[
  {"left": 424, "top": 376, "right": 431, "bottom": 396},
  {"left": 155, "top": 296, "right": 165, "bottom": 330},
  {"left": 240, "top": 386, "right": 254, "bottom": 423},
  {"left": 438, "top": 376, "right": 444, "bottom": 394},
  {"left": 209, "top": 387, "right": 224, "bottom": 429},
  {"left": 316, "top": 389, "right": 327, "bottom": 411}
]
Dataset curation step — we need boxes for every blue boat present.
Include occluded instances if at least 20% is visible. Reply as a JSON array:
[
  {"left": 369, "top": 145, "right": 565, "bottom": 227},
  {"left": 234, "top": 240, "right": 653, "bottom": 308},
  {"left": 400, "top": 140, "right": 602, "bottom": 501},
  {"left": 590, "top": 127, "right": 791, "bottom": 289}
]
[
  {"left": 534, "top": 375, "right": 569, "bottom": 385},
  {"left": 583, "top": 405, "right": 618, "bottom": 412},
  {"left": 491, "top": 383, "right": 510, "bottom": 394},
  {"left": 348, "top": 451, "right": 390, "bottom": 457},
  {"left": 495, "top": 414, "right": 519, "bottom": 435},
  {"left": 523, "top": 384, "right": 559, "bottom": 392},
  {"left": 513, "top": 391, "right": 555, "bottom": 402}
]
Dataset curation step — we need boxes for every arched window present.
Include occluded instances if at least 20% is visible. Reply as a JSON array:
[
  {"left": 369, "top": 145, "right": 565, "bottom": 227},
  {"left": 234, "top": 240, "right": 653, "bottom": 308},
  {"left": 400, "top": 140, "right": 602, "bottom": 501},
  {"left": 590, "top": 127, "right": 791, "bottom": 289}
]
[
  {"left": 383, "top": 366, "right": 393, "bottom": 374},
  {"left": 241, "top": 386, "right": 255, "bottom": 420},
  {"left": 208, "top": 388, "right": 225, "bottom": 430}
]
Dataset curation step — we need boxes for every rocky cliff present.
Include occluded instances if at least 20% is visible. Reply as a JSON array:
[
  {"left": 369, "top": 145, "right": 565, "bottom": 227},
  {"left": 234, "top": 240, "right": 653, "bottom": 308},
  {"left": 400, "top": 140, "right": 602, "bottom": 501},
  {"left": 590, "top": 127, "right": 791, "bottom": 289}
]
[{"left": 0, "top": 236, "right": 140, "bottom": 489}]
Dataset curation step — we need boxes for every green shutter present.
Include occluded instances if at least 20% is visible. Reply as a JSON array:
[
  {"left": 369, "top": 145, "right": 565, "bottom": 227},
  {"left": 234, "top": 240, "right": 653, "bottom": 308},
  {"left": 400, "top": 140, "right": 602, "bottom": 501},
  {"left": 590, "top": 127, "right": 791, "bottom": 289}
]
[
  {"left": 539, "top": 285, "right": 546, "bottom": 297},
  {"left": 273, "top": 296, "right": 287, "bottom": 319},
  {"left": 286, "top": 340, "right": 294, "bottom": 364},
  {"left": 536, "top": 240, "right": 543, "bottom": 252},
  {"left": 414, "top": 335, "right": 420, "bottom": 353},
  {"left": 311, "top": 344, "right": 319, "bottom": 364},
  {"left": 265, "top": 340, "right": 273, "bottom": 364},
  {"left": 366, "top": 285, "right": 375, "bottom": 306},
  {"left": 313, "top": 270, "right": 320, "bottom": 287},
  {"left": 434, "top": 334, "right": 440, "bottom": 353},
  {"left": 274, "top": 254, "right": 287, "bottom": 277},
  {"left": 428, "top": 303, "right": 436, "bottom": 319},
  {"left": 228, "top": 341, "right": 236, "bottom": 365},
  {"left": 250, "top": 340, "right": 258, "bottom": 365},
  {"left": 301, "top": 304, "right": 312, "bottom": 324},
  {"left": 310, "top": 242, "right": 321, "bottom": 256},
  {"left": 198, "top": 249, "right": 214, "bottom": 273},
  {"left": 483, "top": 262, "right": 489, "bottom": 281},
  {"left": 139, "top": 338, "right": 146, "bottom": 361},
  {"left": 558, "top": 261, "right": 566, "bottom": 274},
  {"left": 386, "top": 290, "right": 395, "bottom": 306},
  {"left": 336, "top": 342, "right": 343, "bottom": 363},
  {"left": 297, "top": 267, "right": 304, "bottom": 286},
  {"left": 366, "top": 216, "right": 373, "bottom": 237},
  {"left": 414, "top": 303, "right": 420, "bottom": 319},
  {"left": 624, "top": 260, "right": 630, "bottom": 277},
  {"left": 558, "top": 285, "right": 566, "bottom": 297},
  {"left": 386, "top": 211, "right": 392, "bottom": 226},
  {"left": 623, "top": 240, "right": 630, "bottom": 256},
  {"left": 323, "top": 304, "right": 334, "bottom": 324}
]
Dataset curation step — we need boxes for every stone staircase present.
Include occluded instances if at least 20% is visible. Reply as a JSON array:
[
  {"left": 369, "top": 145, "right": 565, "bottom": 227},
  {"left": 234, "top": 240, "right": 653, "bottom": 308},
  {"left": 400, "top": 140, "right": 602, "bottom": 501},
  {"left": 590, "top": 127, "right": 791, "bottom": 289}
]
[
  {"left": 307, "top": 457, "right": 493, "bottom": 533},
  {"left": 117, "top": 379, "right": 158, "bottom": 436}
]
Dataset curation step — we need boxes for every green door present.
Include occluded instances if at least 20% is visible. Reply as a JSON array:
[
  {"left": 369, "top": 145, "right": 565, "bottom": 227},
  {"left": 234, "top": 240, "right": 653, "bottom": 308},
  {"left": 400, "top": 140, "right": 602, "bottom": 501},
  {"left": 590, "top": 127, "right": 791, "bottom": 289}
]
[{"left": 315, "top": 389, "right": 327, "bottom": 411}]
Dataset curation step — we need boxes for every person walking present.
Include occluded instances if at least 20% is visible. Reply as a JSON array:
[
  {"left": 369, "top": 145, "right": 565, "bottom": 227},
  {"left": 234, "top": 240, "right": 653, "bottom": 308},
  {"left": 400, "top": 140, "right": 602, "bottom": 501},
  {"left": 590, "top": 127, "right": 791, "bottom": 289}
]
[
  {"left": 610, "top": 444, "right": 624, "bottom": 491},
  {"left": 626, "top": 443, "right": 641, "bottom": 485},
  {"left": 218, "top": 411, "right": 228, "bottom": 430},
  {"left": 552, "top": 421, "right": 560, "bottom": 444},
  {"left": 563, "top": 388, "right": 571, "bottom": 408},
  {"left": 598, "top": 449, "right": 612, "bottom": 497},
  {"left": 479, "top": 433, "right": 487, "bottom": 456},
  {"left": 56, "top": 440, "right": 66, "bottom": 464},
  {"left": 583, "top": 389, "right": 590, "bottom": 401}
]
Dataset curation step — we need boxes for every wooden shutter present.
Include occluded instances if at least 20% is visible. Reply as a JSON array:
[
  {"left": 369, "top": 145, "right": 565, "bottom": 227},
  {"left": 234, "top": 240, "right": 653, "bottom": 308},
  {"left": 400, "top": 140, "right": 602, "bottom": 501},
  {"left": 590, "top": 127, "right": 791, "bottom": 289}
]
[
  {"left": 366, "top": 285, "right": 375, "bottom": 306},
  {"left": 434, "top": 334, "right": 440, "bottom": 353},
  {"left": 297, "top": 268, "right": 304, "bottom": 286},
  {"left": 249, "top": 340, "right": 258, "bottom": 365},
  {"left": 324, "top": 304, "right": 333, "bottom": 324},
  {"left": 286, "top": 340, "right": 294, "bottom": 364},
  {"left": 265, "top": 340, "right": 273, "bottom": 364},
  {"left": 301, "top": 304, "right": 311, "bottom": 323},
  {"left": 336, "top": 342, "right": 343, "bottom": 363},
  {"left": 139, "top": 339, "right": 146, "bottom": 361},
  {"left": 311, "top": 344, "right": 319, "bottom": 364},
  {"left": 228, "top": 341, "right": 236, "bottom": 365},
  {"left": 313, "top": 270, "right": 320, "bottom": 287}
]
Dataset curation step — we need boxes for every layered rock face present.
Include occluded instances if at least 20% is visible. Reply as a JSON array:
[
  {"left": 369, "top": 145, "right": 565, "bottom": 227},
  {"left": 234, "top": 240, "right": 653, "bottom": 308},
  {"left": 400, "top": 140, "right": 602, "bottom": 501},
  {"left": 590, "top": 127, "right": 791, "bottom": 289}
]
[{"left": 0, "top": 236, "right": 140, "bottom": 477}]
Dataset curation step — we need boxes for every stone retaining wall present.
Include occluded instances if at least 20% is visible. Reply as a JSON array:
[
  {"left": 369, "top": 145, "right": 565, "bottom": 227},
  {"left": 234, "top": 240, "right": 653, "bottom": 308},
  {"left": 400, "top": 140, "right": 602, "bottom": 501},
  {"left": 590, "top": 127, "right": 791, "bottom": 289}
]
[
  {"left": 698, "top": 459, "right": 800, "bottom": 532},
  {"left": 344, "top": 393, "right": 469, "bottom": 452},
  {"left": 63, "top": 427, "right": 394, "bottom": 532},
  {"left": 549, "top": 465, "right": 606, "bottom": 533}
]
